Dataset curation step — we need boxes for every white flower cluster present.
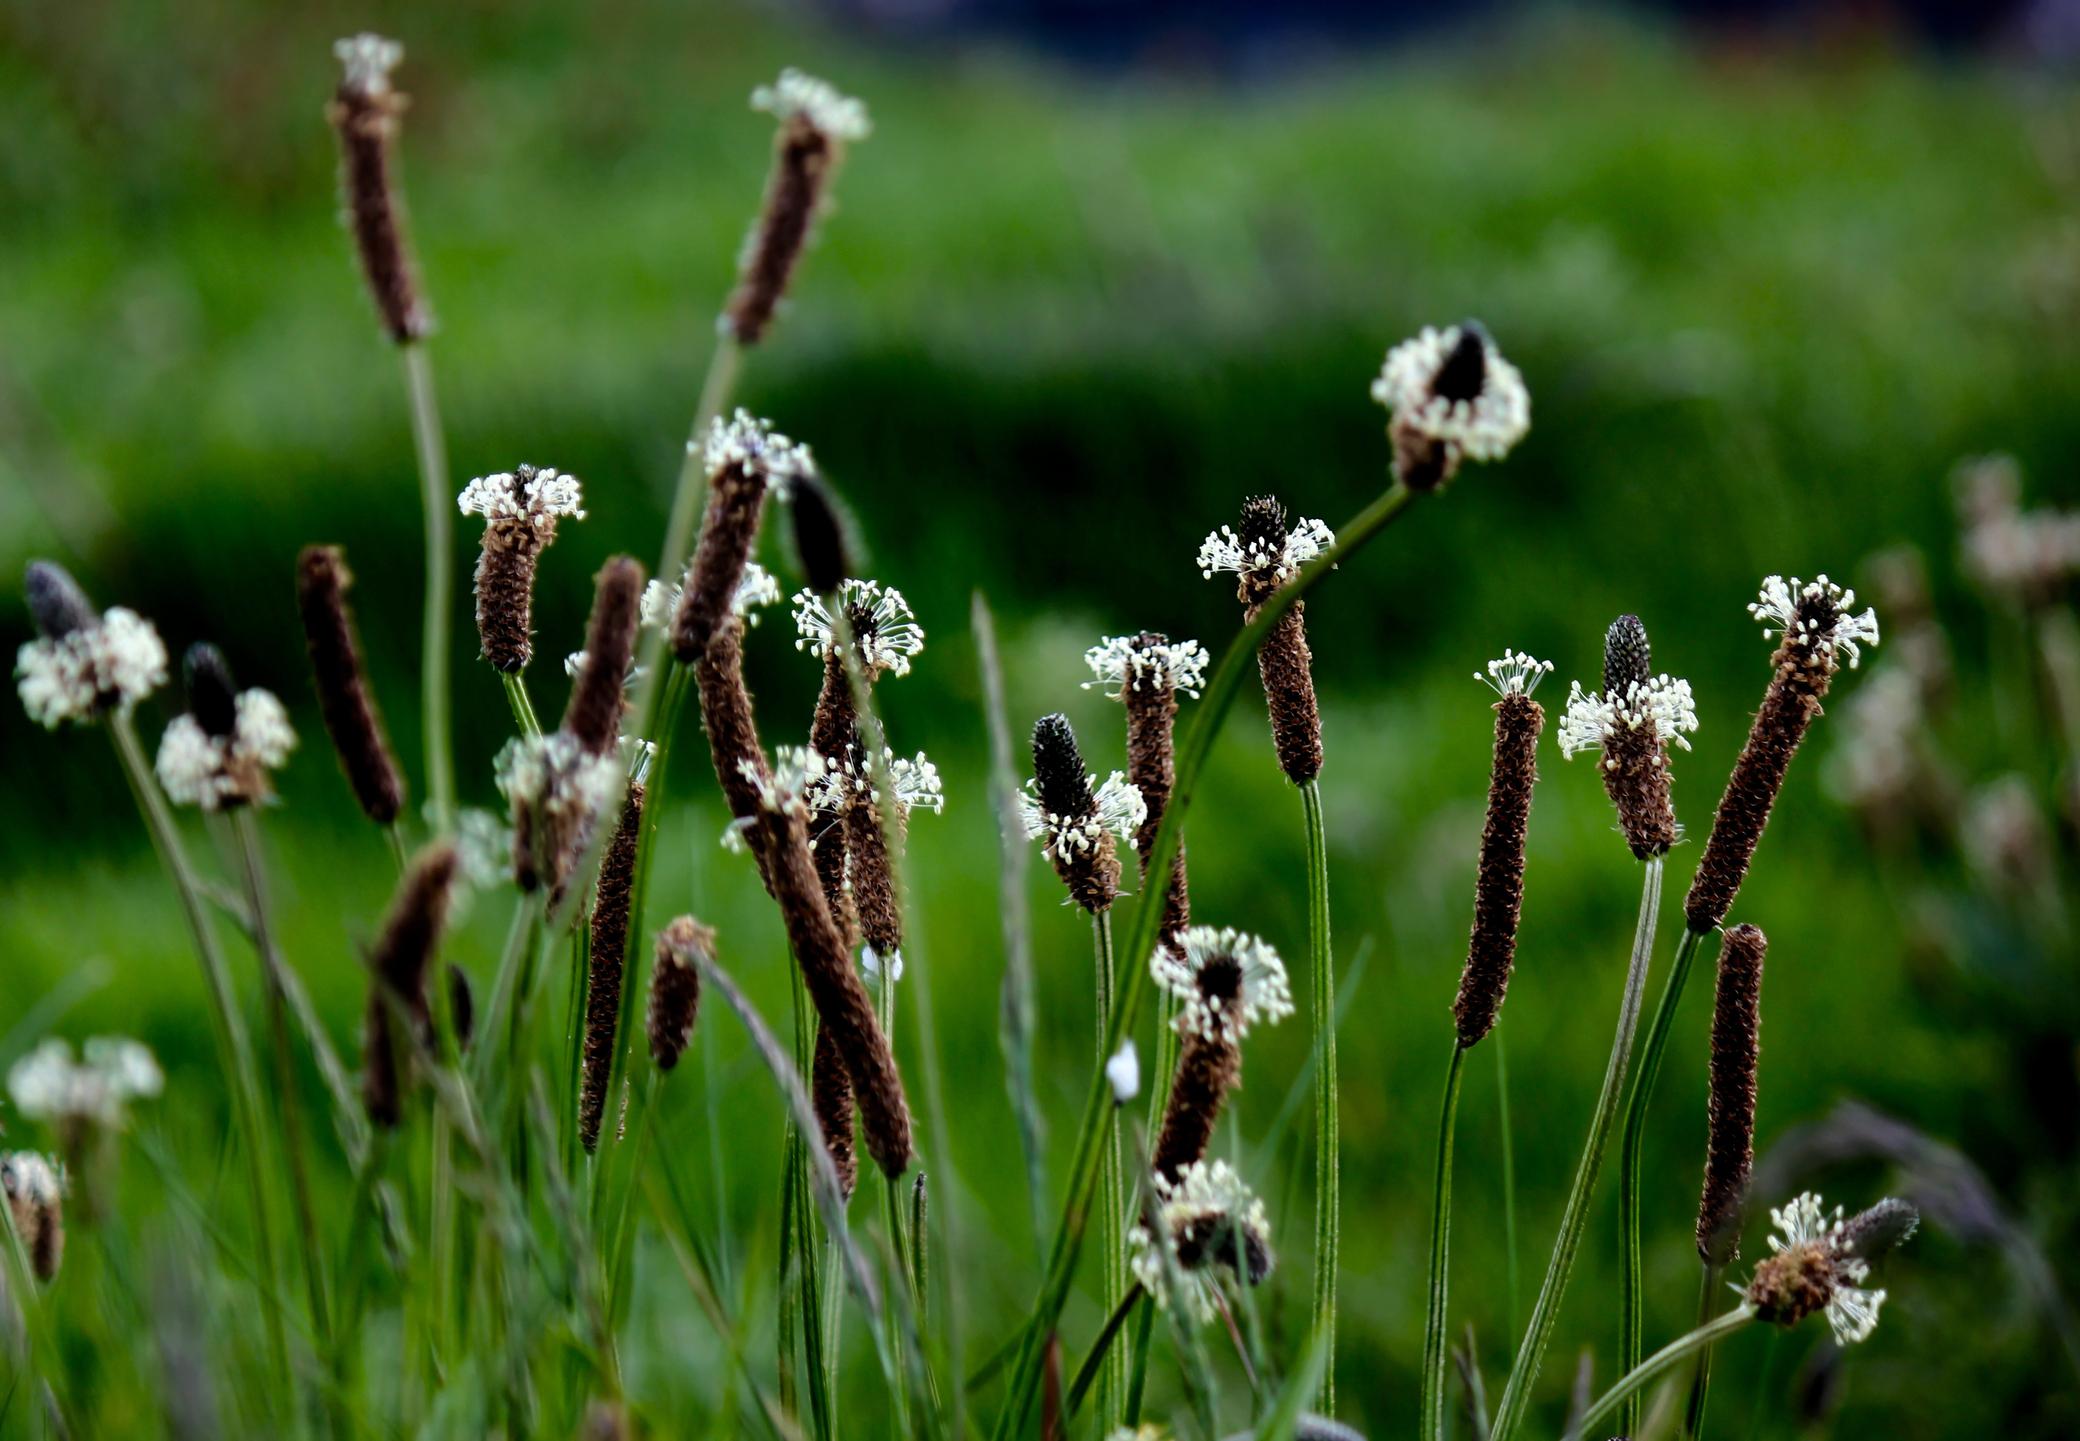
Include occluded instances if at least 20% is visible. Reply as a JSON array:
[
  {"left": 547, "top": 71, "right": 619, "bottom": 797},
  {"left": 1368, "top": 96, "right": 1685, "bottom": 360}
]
[
  {"left": 1766, "top": 1192, "right": 1888, "bottom": 1345},
  {"left": 495, "top": 731, "right": 624, "bottom": 836},
  {"left": 155, "top": 689, "right": 297, "bottom": 810},
  {"left": 1083, "top": 634, "right": 1210, "bottom": 700},
  {"left": 810, "top": 747, "right": 946, "bottom": 819},
  {"left": 9, "top": 1037, "right": 164, "bottom": 1131},
  {"left": 16, "top": 608, "right": 168, "bottom": 727},
  {"left": 642, "top": 562, "right": 783, "bottom": 634},
  {"left": 1151, "top": 926, "right": 1296, "bottom": 1045},
  {"left": 1019, "top": 772, "right": 1145, "bottom": 857},
  {"left": 457, "top": 468, "right": 586, "bottom": 526},
  {"left": 792, "top": 580, "right": 925, "bottom": 677},
  {"left": 1196, "top": 516, "right": 1335, "bottom": 586},
  {"left": 1750, "top": 575, "right": 1881, "bottom": 669},
  {"left": 1127, "top": 1159, "right": 1272, "bottom": 1324},
  {"left": 1557, "top": 674, "right": 1700, "bottom": 762},
  {"left": 740, "top": 745, "right": 828, "bottom": 818},
  {"left": 751, "top": 68, "right": 872, "bottom": 143},
  {"left": 333, "top": 33, "right": 402, "bottom": 94},
  {"left": 1371, "top": 323, "right": 1531, "bottom": 462},
  {"left": 2, "top": 1151, "right": 63, "bottom": 1207},
  {"left": 1475, "top": 650, "right": 1554, "bottom": 699},
  {"left": 702, "top": 410, "right": 817, "bottom": 495}
]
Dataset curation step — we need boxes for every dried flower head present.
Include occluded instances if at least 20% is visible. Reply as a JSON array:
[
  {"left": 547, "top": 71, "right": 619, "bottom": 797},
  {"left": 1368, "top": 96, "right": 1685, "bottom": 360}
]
[
  {"left": 1372, "top": 321, "right": 1531, "bottom": 490},
  {"left": 9, "top": 1037, "right": 164, "bottom": 1139},
  {"left": 671, "top": 412, "right": 813, "bottom": 661},
  {"left": 496, "top": 731, "right": 624, "bottom": 896},
  {"left": 562, "top": 557, "right": 645, "bottom": 758},
  {"left": 1, "top": 1152, "right": 65, "bottom": 1282},
  {"left": 579, "top": 784, "right": 645, "bottom": 1152},
  {"left": 328, "top": 34, "right": 430, "bottom": 342},
  {"left": 812, "top": 1021, "right": 858, "bottom": 1201},
  {"left": 723, "top": 70, "right": 870, "bottom": 344},
  {"left": 1128, "top": 1159, "right": 1274, "bottom": 1324},
  {"left": 1201, "top": 497, "right": 1330, "bottom": 783},
  {"left": 1559, "top": 619, "right": 1698, "bottom": 858},
  {"left": 16, "top": 562, "right": 167, "bottom": 726},
  {"left": 1698, "top": 924, "right": 1765, "bottom": 1266},
  {"left": 1083, "top": 634, "right": 1210, "bottom": 700},
  {"left": 1745, "top": 1193, "right": 1910, "bottom": 1344},
  {"left": 1455, "top": 653, "right": 1549, "bottom": 1048},
  {"left": 155, "top": 646, "right": 296, "bottom": 811},
  {"left": 1197, "top": 499, "right": 1336, "bottom": 597},
  {"left": 461, "top": 466, "right": 586, "bottom": 674},
  {"left": 1685, "top": 575, "right": 1881, "bottom": 932},
  {"left": 1153, "top": 926, "right": 1295, "bottom": 1045},
  {"left": 649, "top": 917, "right": 710, "bottom": 1072},
  {"left": 642, "top": 561, "right": 781, "bottom": 633},
  {"left": 361, "top": 843, "right": 460, "bottom": 1127},
  {"left": 1020, "top": 714, "right": 1145, "bottom": 913},
  {"left": 793, "top": 580, "right": 925, "bottom": 678},
  {"left": 296, "top": 546, "right": 406, "bottom": 825}
]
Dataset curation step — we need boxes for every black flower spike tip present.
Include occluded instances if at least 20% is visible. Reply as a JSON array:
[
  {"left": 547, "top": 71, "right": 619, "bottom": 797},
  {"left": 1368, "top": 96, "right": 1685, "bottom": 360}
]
[
  {"left": 1432, "top": 320, "right": 1491, "bottom": 404},
  {"left": 1031, "top": 713, "right": 1092, "bottom": 821},
  {"left": 1603, "top": 613, "right": 1652, "bottom": 697},
  {"left": 183, "top": 644, "right": 240, "bottom": 741}
]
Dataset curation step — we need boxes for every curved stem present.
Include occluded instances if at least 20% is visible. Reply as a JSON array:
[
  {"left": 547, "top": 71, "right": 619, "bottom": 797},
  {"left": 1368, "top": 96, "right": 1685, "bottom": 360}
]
[
  {"left": 989, "top": 481, "right": 1418, "bottom": 1440},
  {"left": 1301, "top": 778, "right": 1338, "bottom": 1410},
  {"left": 109, "top": 717, "right": 294, "bottom": 1405},
  {"left": 1066, "top": 1285, "right": 1147, "bottom": 1420},
  {"left": 1489, "top": 855, "right": 1664, "bottom": 1441},
  {"left": 1497, "top": 1027, "right": 1521, "bottom": 1340},
  {"left": 1421, "top": 1042, "right": 1469, "bottom": 1441},
  {"left": 1619, "top": 924, "right": 1707, "bottom": 1433},
  {"left": 1566, "top": 1305, "right": 1755, "bottom": 1441},
  {"left": 1682, "top": 1263, "right": 1724, "bottom": 1437},
  {"left": 402, "top": 341, "right": 455, "bottom": 834}
]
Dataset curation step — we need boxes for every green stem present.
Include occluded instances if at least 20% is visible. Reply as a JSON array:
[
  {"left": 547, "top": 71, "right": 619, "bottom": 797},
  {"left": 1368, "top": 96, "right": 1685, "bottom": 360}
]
[
  {"left": 989, "top": 481, "right": 1419, "bottom": 1441},
  {"left": 1066, "top": 1285, "right": 1147, "bottom": 1420},
  {"left": 109, "top": 716, "right": 294, "bottom": 1406},
  {"left": 1619, "top": 924, "right": 1707, "bottom": 1434},
  {"left": 502, "top": 671, "right": 542, "bottom": 738},
  {"left": 1682, "top": 1263, "right": 1724, "bottom": 1438},
  {"left": 402, "top": 341, "right": 455, "bottom": 835},
  {"left": 1300, "top": 778, "right": 1338, "bottom": 1411},
  {"left": 1565, "top": 1305, "right": 1755, "bottom": 1441},
  {"left": 1498, "top": 1027, "right": 1521, "bottom": 1341},
  {"left": 1490, "top": 855, "right": 1664, "bottom": 1441},
  {"left": 1090, "top": 908, "right": 1126, "bottom": 1427},
  {"left": 1421, "top": 1043, "right": 1469, "bottom": 1441}
]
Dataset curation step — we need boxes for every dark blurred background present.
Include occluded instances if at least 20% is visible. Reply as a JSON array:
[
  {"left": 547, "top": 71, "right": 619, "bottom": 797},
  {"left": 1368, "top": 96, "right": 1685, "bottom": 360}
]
[{"left": 2, "top": 0, "right": 2077, "bottom": 1435}]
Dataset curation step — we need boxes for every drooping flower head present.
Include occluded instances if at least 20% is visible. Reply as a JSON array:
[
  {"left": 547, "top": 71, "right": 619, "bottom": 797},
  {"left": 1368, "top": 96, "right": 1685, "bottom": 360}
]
[
  {"left": 1372, "top": 320, "right": 1531, "bottom": 490},
  {"left": 1558, "top": 615, "right": 1698, "bottom": 859},
  {"left": 16, "top": 562, "right": 167, "bottom": 727},
  {"left": 1020, "top": 713, "right": 1145, "bottom": 913},
  {"left": 1455, "top": 651, "right": 1551, "bottom": 1048},
  {"left": 793, "top": 579, "right": 925, "bottom": 679},
  {"left": 460, "top": 466, "right": 587, "bottom": 674},
  {"left": 1745, "top": 1192, "right": 1916, "bottom": 1345},
  {"left": 155, "top": 644, "right": 296, "bottom": 811},
  {"left": 1152, "top": 926, "right": 1295, "bottom": 1045},
  {"left": 1128, "top": 1159, "right": 1275, "bottom": 1324}
]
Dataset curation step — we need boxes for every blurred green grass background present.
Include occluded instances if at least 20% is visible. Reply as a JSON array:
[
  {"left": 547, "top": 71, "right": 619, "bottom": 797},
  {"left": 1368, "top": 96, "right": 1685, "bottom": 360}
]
[{"left": 2, "top": 1, "right": 2077, "bottom": 1434}]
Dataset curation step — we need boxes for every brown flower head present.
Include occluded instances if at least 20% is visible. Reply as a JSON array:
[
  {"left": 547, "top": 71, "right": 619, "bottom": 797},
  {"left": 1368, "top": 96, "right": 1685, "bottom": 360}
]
[
  {"left": 1558, "top": 616, "right": 1699, "bottom": 859},
  {"left": 1454, "top": 651, "right": 1552, "bottom": 1048},
  {"left": 1372, "top": 320, "right": 1531, "bottom": 491},
  {"left": 327, "top": 35, "right": 430, "bottom": 343},
  {"left": 648, "top": 917, "right": 710, "bottom": 1072},
  {"left": 579, "top": 783, "right": 645, "bottom": 1153},
  {"left": 1198, "top": 496, "right": 1332, "bottom": 784},
  {"left": 1697, "top": 923, "right": 1765, "bottom": 1265},
  {"left": 671, "top": 412, "right": 813, "bottom": 662},
  {"left": 295, "top": 545, "right": 406, "bottom": 825},
  {"left": 362, "top": 842, "right": 460, "bottom": 1127},
  {"left": 1150, "top": 927, "right": 1294, "bottom": 1180},
  {"left": 1086, "top": 632, "right": 1208, "bottom": 943},
  {"left": 562, "top": 556, "right": 645, "bottom": 757},
  {"left": 1021, "top": 713, "right": 1143, "bottom": 913},
  {"left": 1, "top": 1152, "right": 65, "bottom": 1282},
  {"left": 1744, "top": 1192, "right": 1913, "bottom": 1345},
  {"left": 459, "top": 466, "right": 586, "bottom": 674},
  {"left": 154, "top": 645, "right": 297, "bottom": 812}
]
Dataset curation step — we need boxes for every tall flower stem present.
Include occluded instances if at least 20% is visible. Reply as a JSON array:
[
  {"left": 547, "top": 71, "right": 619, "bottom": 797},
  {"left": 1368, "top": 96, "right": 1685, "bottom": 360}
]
[
  {"left": 1497, "top": 1030, "right": 1521, "bottom": 1338},
  {"left": 1092, "top": 909, "right": 1126, "bottom": 1425},
  {"left": 1682, "top": 1262, "right": 1725, "bottom": 1437},
  {"left": 1618, "top": 923, "right": 1707, "bottom": 1434},
  {"left": 1300, "top": 777, "right": 1338, "bottom": 1408},
  {"left": 988, "top": 481, "right": 1418, "bottom": 1441},
  {"left": 230, "top": 813, "right": 336, "bottom": 1386},
  {"left": 1490, "top": 855, "right": 1664, "bottom": 1441},
  {"left": 402, "top": 341, "right": 455, "bottom": 834},
  {"left": 1564, "top": 1305, "right": 1755, "bottom": 1441},
  {"left": 108, "top": 714, "right": 293, "bottom": 1403},
  {"left": 1420, "top": 1042, "right": 1468, "bottom": 1441},
  {"left": 501, "top": 672, "right": 542, "bottom": 738}
]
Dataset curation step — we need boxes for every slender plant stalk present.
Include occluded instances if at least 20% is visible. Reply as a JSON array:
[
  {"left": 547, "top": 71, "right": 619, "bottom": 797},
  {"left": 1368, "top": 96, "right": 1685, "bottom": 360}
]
[
  {"left": 1090, "top": 909, "right": 1127, "bottom": 1426},
  {"left": 1497, "top": 1029, "right": 1521, "bottom": 1339},
  {"left": 1066, "top": 1286, "right": 1147, "bottom": 1420},
  {"left": 1618, "top": 923, "right": 1707, "bottom": 1433},
  {"left": 1565, "top": 1305, "right": 1755, "bottom": 1441},
  {"left": 989, "top": 480, "right": 1418, "bottom": 1440},
  {"left": 1300, "top": 778, "right": 1338, "bottom": 1409},
  {"left": 1420, "top": 1042, "right": 1468, "bottom": 1441},
  {"left": 402, "top": 340, "right": 455, "bottom": 834},
  {"left": 108, "top": 715, "right": 294, "bottom": 1404},
  {"left": 1682, "top": 1263, "right": 1725, "bottom": 1437},
  {"left": 1489, "top": 855, "right": 1664, "bottom": 1441},
  {"left": 502, "top": 671, "right": 542, "bottom": 738},
  {"left": 229, "top": 813, "right": 336, "bottom": 1392}
]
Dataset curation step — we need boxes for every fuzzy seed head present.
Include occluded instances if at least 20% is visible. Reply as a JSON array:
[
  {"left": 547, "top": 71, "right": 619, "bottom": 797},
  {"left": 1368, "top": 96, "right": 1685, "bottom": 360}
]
[
  {"left": 792, "top": 580, "right": 924, "bottom": 678},
  {"left": 751, "top": 68, "right": 871, "bottom": 142},
  {"left": 17, "top": 565, "right": 167, "bottom": 726},
  {"left": 1128, "top": 1159, "right": 1274, "bottom": 1324},
  {"left": 1745, "top": 1192, "right": 1895, "bottom": 1344},
  {"left": 1698, "top": 924, "right": 1765, "bottom": 1265},
  {"left": 1372, "top": 321, "right": 1531, "bottom": 467},
  {"left": 1084, "top": 632, "right": 1210, "bottom": 700},
  {"left": 649, "top": 918, "right": 711, "bottom": 1072},
  {"left": 1750, "top": 575, "right": 1881, "bottom": 670},
  {"left": 1153, "top": 926, "right": 1295, "bottom": 1044},
  {"left": 1603, "top": 614, "right": 1652, "bottom": 697}
]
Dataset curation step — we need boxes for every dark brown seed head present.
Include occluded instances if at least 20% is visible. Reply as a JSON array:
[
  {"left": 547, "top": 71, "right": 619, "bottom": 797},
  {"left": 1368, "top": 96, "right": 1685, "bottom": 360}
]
[
  {"left": 1601, "top": 718, "right": 1680, "bottom": 859},
  {"left": 474, "top": 524, "right": 548, "bottom": 674},
  {"left": 1836, "top": 1198, "right": 1919, "bottom": 1261},
  {"left": 327, "top": 36, "right": 430, "bottom": 344},
  {"left": 673, "top": 459, "right": 773, "bottom": 663},
  {"left": 1121, "top": 634, "right": 1191, "bottom": 942},
  {"left": 847, "top": 797, "right": 903, "bottom": 961},
  {"left": 1685, "top": 667, "right": 1831, "bottom": 934},
  {"left": 1455, "top": 691, "right": 1545, "bottom": 1047},
  {"left": 579, "top": 784, "right": 644, "bottom": 1152},
  {"left": 1, "top": 1153, "right": 65, "bottom": 1282},
  {"left": 1698, "top": 924, "right": 1765, "bottom": 1265},
  {"left": 1031, "top": 713, "right": 1091, "bottom": 819},
  {"left": 1031, "top": 713, "right": 1123, "bottom": 912},
  {"left": 563, "top": 556, "right": 645, "bottom": 756},
  {"left": 808, "top": 656, "right": 863, "bottom": 944},
  {"left": 724, "top": 114, "right": 835, "bottom": 345},
  {"left": 693, "top": 622, "right": 775, "bottom": 892},
  {"left": 1745, "top": 1241, "right": 1842, "bottom": 1328},
  {"left": 812, "top": 1021, "right": 858, "bottom": 1202},
  {"left": 790, "top": 469, "right": 853, "bottom": 596},
  {"left": 1432, "top": 321, "right": 1491, "bottom": 404},
  {"left": 25, "top": 561, "right": 97, "bottom": 640},
  {"left": 1254, "top": 603, "right": 1323, "bottom": 786},
  {"left": 1604, "top": 614, "right": 1652, "bottom": 697},
  {"left": 182, "top": 644, "right": 240, "bottom": 741},
  {"left": 649, "top": 917, "right": 710, "bottom": 1072},
  {"left": 296, "top": 546, "right": 405, "bottom": 826},
  {"left": 1152, "top": 1028, "right": 1240, "bottom": 1182},
  {"left": 362, "top": 842, "right": 459, "bottom": 1126},
  {"left": 1391, "top": 417, "right": 1459, "bottom": 492},
  {"left": 447, "top": 964, "right": 474, "bottom": 1052}
]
